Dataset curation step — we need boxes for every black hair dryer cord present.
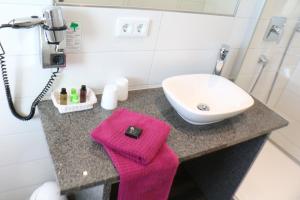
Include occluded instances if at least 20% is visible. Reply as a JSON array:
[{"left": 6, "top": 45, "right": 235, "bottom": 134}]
[{"left": 0, "top": 42, "right": 59, "bottom": 121}]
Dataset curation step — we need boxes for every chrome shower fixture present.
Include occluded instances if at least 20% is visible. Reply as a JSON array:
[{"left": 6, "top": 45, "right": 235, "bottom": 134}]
[
  {"left": 258, "top": 54, "right": 268, "bottom": 65},
  {"left": 249, "top": 55, "right": 269, "bottom": 94},
  {"left": 264, "top": 16, "right": 286, "bottom": 42}
]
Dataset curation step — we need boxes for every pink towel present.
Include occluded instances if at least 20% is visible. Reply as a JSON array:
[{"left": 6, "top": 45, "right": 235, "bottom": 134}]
[
  {"left": 91, "top": 108, "right": 171, "bottom": 165},
  {"left": 91, "top": 108, "right": 179, "bottom": 200}
]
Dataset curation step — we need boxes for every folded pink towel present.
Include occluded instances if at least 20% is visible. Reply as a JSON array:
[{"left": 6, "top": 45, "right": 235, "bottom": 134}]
[
  {"left": 91, "top": 108, "right": 179, "bottom": 200},
  {"left": 91, "top": 108, "right": 171, "bottom": 165}
]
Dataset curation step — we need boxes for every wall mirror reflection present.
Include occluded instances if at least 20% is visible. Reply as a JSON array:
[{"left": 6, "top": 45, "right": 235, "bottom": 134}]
[{"left": 55, "top": 0, "right": 240, "bottom": 16}]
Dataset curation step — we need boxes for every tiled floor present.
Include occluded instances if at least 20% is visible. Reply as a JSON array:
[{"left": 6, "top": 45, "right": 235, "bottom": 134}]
[{"left": 236, "top": 140, "right": 300, "bottom": 200}]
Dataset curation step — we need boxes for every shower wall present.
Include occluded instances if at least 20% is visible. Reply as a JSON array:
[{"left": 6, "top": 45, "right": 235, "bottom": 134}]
[
  {"left": 270, "top": 52, "right": 300, "bottom": 162},
  {"left": 235, "top": 0, "right": 300, "bottom": 162},
  {"left": 236, "top": 0, "right": 300, "bottom": 103}
]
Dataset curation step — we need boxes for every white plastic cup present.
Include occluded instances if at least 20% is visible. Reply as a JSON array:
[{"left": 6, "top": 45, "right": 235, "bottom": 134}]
[
  {"left": 101, "top": 84, "right": 118, "bottom": 110},
  {"left": 116, "top": 77, "right": 129, "bottom": 101}
]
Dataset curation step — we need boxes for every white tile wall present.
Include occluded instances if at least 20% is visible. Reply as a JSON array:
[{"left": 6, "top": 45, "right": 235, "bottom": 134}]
[
  {"left": 0, "top": 184, "right": 41, "bottom": 200},
  {"left": 0, "top": 0, "right": 262, "bottom": 199},
  {"left": 59, "top": 51, "right": 154, "bottom": 90},
  {"left": 0, "top": 130, "right": 49, "bottom": 167},
  {"left": 0, "top": 55, "right": 56, "bottom": 100},
  {"left": 0, "top": 98, "right": 44, "bottom": 135},
  {"left": 149, "top": 50, "right": 217, "bottom": 84},
  {"left": 0, "top": 158, "right": 55, "bottom": 194},
  {"left": 228, "top": 18, "right": 257, "bottom": 49},
  {"left": 62, "top": 6, "right": 163, "bottom": 52},
  {"left": 156, "top": 13, "right": 234, "bottom": 50}
]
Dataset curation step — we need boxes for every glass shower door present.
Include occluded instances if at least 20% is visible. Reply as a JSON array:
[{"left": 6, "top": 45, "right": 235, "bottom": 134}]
[{"left": 269, "top": 22, "right": 300, "bottom": 163}]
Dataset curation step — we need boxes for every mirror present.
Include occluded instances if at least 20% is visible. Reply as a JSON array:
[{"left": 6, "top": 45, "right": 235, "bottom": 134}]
[{"left": 55, "top": 0, "right": 241, "bottom": 16}]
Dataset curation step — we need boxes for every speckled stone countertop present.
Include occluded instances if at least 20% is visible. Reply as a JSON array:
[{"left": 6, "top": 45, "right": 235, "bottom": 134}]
[{"left": 38, "top": 88, "right": 287, "bottom": 194}]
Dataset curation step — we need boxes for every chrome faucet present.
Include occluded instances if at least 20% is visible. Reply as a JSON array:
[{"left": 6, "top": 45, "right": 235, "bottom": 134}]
[{"left": 214, "top": 44, "right": 229, "bottom": 75}]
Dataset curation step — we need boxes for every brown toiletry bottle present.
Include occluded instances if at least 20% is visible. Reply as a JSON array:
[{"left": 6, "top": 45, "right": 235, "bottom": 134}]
[
  {"left": 80, "top": 85, "right": 87, "bottom": 103},
  {"left": 60, "top": 88, "right": 68, "bottom": 105}
]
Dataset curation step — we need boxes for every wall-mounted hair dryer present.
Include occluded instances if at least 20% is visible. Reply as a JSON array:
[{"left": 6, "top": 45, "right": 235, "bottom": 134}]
[
  {"left": 43, "top": 7, "right": 67, "bottom": 44},
  {"left": 0, "top": 6, "right": 67, "bottom": 120},
  {"left": 6, "top": 7, "right": 66, "bottom": 44},
  {"left": 40, "top": 7, "right": 67, "bottom": 68}
]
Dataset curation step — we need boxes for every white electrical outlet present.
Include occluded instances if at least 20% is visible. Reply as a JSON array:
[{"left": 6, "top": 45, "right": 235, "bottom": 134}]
[
  {"left": 115, "top": 18, "right": 133, "bottom": 37},
  {"left": 133, "top": 19, "right": 150, "bottom": 37},
  {"left": 115, "top": 18, "right": 150, "bottom": 38}
]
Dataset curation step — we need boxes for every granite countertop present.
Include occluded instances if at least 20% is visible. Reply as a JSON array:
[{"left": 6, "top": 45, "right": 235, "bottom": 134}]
[{"left": 38, "top": 88, "right": 288, "bottom": 194}]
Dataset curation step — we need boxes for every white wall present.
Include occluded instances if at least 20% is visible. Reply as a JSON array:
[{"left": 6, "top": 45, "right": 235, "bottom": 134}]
[{"left": 0, "top": 0, "right": 262, "bottom": 199}]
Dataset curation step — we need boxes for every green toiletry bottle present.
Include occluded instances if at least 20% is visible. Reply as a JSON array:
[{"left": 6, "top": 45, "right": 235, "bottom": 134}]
[{"left": 70, "top": 88, "right": 79, "bottom": 104}]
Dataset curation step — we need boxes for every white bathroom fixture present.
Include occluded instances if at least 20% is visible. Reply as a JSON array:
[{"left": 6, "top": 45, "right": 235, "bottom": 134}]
[
  {"left": 162, "top": 74, "right": 254, "bottom": 125},
  {"left": 101, "top": 84, "right": 118, "bottom": 110},
  {"left": 116, "top": 77, "right": 129, "bottom": 101}
]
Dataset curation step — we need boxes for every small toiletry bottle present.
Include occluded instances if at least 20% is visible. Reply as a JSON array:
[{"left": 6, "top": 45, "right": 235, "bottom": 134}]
[
  {"left": 60, "top": 88, "right": 67, "bottom": 105},
  {"left": 80, "top": 85, "right": 87, "bottom": 103},
  {"left": 70, "top": 88, "right": 79, "bottom": 104}
]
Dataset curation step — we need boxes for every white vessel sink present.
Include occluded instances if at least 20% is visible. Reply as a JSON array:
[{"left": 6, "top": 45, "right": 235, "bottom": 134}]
[{"left": 162, "top": 74, "right": 254, "bottom": 125}]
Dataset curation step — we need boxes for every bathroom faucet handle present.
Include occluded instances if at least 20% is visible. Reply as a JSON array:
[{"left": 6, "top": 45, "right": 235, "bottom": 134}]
[
  {"left": 220, "top": 44, "right": 230, "bottom": 61},
  {"left": 271, "top": 25, "right": 281, "bottom": 34},
  {"left": 267, "top": 25, "right": 282, "bottom": 39}
]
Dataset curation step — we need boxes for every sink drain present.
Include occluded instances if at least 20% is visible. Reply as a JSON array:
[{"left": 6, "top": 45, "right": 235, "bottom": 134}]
[{"left": 197, "top": 103, "right": 210, "bottom": 111}]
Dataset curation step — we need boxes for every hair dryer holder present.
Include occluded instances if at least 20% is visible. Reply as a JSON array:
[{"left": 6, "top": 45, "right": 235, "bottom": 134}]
[{"left": 40, "top": 27, "right": 66, "bottom": 69}]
